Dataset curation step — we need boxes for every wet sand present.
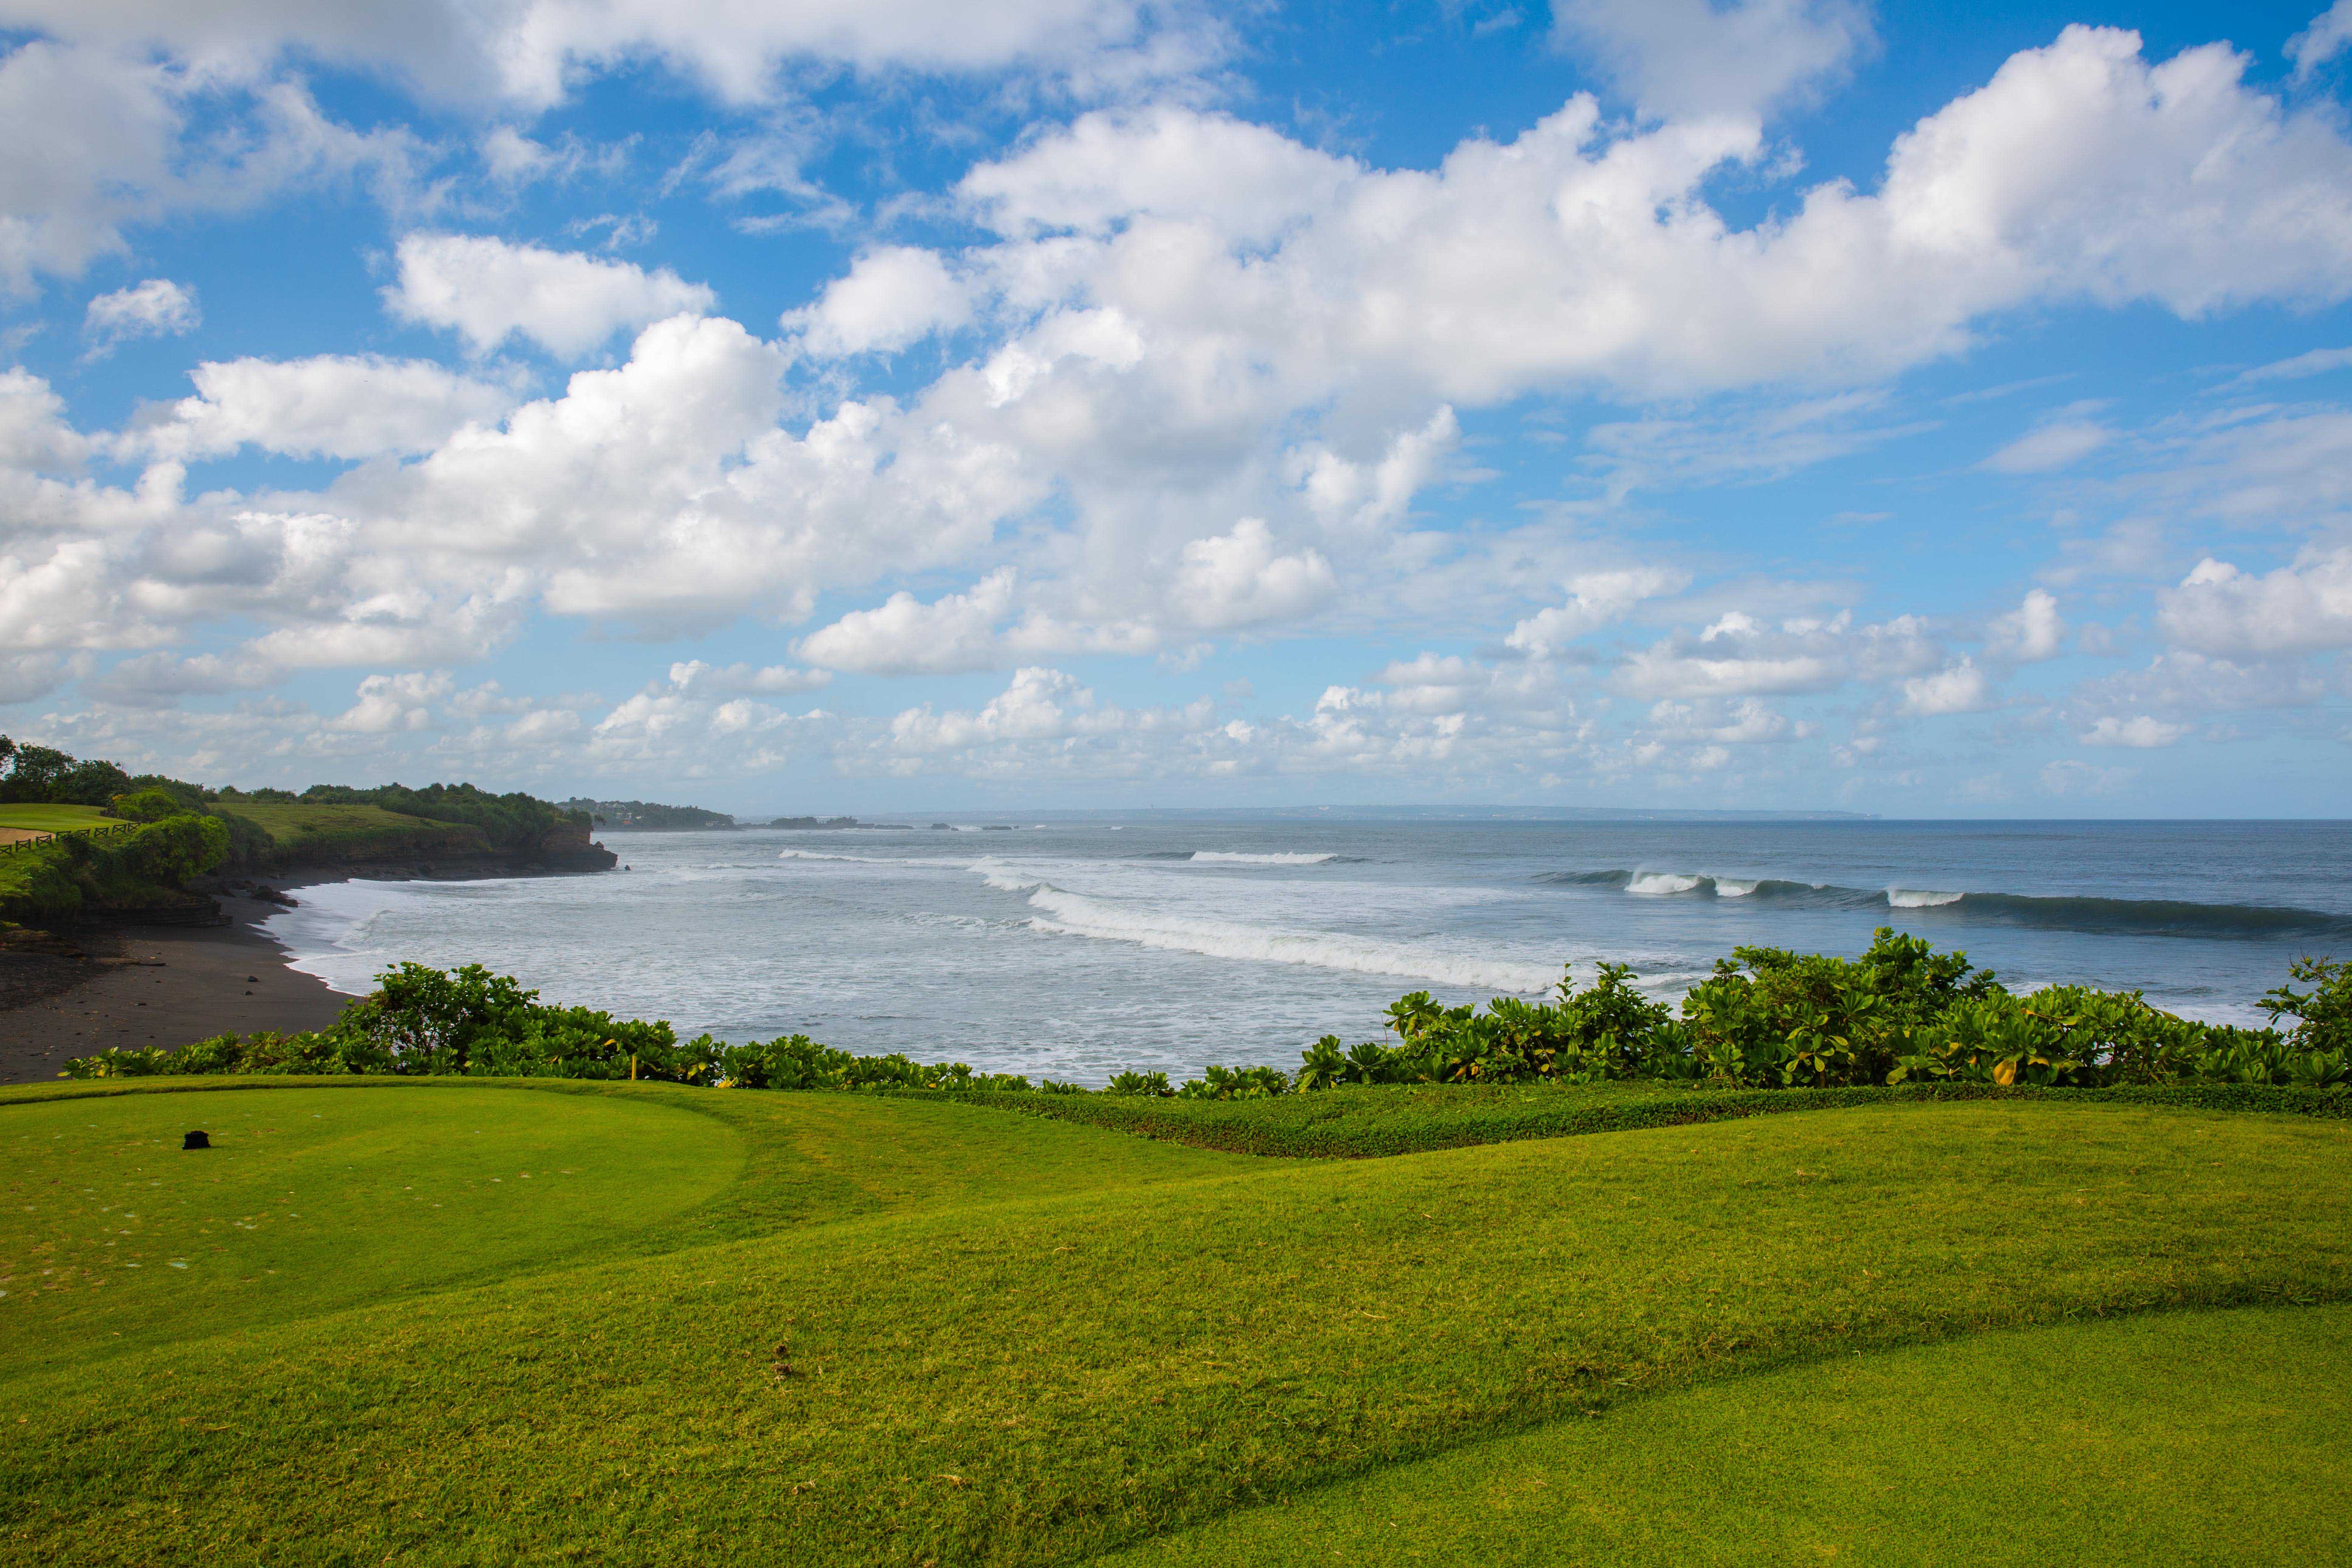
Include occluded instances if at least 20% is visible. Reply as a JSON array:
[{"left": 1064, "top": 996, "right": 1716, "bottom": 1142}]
[{"left": 0, "top": 893, "right": 348, "bottom": 1084}]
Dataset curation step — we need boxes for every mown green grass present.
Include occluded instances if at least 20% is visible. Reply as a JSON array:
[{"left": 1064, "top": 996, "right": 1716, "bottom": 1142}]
[
  {"left": 0, "top": 1086, "right": 745, "bottom": 1376},
  {"left": 0, "top": 1084, "right": 2346, "bottom": 1565},
  {"left": 0, "top": 805, "right": 111, "bottom": 834},
  {"left": 925, "top": 1078, "right": 2351, "bottom": 1157},
  {"left": 1108, "top": 1302, "right": 2352, "bottom": 1566},
  {"left": 206, "top": 801, "right": 485, "bottom": 853}
]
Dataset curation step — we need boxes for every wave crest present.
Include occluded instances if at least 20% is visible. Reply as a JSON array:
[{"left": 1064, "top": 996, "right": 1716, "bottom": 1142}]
[
  {"left": 1189, "top": 851, "right": 1340, "bottom": 865},
  {"left": 1021, "top": 883, "right": 1557, "bottom": 992},
  {"left": 1535, "top": 866, "right": 2352, "bottom": 939}
]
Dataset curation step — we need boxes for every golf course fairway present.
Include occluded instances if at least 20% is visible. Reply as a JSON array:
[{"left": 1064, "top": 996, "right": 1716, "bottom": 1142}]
[{"left": 0, "top": 1079, "right": 2345, "bottom": 1565}]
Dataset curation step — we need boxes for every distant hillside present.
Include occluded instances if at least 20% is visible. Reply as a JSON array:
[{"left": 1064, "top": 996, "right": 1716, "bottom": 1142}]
[{"left": 561, "top": 798, "right": 737, "bottom": 831}]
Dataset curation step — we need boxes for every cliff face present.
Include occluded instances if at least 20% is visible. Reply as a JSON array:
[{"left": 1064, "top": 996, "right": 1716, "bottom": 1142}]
[{"left": 529, "top": 813, "right": 615, "bottom": 869}]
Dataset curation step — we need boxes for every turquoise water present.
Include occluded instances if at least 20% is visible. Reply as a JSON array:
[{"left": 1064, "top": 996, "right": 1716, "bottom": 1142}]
[{"left": 266, "top": 818, "right": 2352, "bottom": 1083}]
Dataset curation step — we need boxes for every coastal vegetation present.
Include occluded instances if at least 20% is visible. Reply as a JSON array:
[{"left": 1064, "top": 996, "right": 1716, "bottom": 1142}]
[
  {"left": 202, "top": 800, "right": 486, "bottom": 865},
  {"left": 0, "top": 812, "right": 228, "bottom": 926},
  {"left": 62, "top": 933, "right": 2352, "bottom": 1114},
  {"left": 0, "top": 735, "right": 608, "bottom": 925},
  {"left": 1, "top": 1077, "right": 2345, "bottom": 1562},
  {"left": 214, "top": 782, "right": 589, "bottom": 862},
  {"left": 561, "top": 797, "right": 737, "bottom": 830}
]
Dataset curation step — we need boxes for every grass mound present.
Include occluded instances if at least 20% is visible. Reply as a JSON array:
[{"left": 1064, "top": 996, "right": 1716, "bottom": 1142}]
[
  {"left": 1109, "top": 1303, "right": 2352, "bottom": 1565},
  {"left": 0, "top": 1083, "right": 2346, "bottom": 1564}
]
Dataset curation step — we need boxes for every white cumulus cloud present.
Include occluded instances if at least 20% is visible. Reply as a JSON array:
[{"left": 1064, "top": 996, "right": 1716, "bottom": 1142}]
[
  {"left": 1507, "top": 568, "right": 1686, "bottom": 657},
  {"left": 2079, "top": 714, "right": 2191, "bottom": 748},
  {"left": 1900, "top": 658, "right": 1992, "bottom": 716},
  {"left": 384, "top": 232, "right": 716, "bottom": 358},
  {"left": 83, "top": 277, "right": 197, "bottom": 350},
  {"left": 126, "top": 355, "right": 517, "bottom": 461},
  {"left": 786, "top": 247, "right": 973, "bottom": 358},
  {"left": 1984, "top": 589, "right": 2066, "bottom": 661},
  {"left": 1169, "top": 520, "right": 1336, "bottom": 630},
  {"left": 2157, "top": 549, "right": 2352, "bottom": 655},
  {"left": 798, "top": 570, "right": 1020, "bottom": 675},
  {"left": 1552, "top": 0, "right": 1874, "bottom": 121}
]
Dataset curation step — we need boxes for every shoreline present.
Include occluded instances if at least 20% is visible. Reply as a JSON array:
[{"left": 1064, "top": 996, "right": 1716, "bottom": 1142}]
[{"left": 0, "top": 857, "right": 615, "bottom": 1085}]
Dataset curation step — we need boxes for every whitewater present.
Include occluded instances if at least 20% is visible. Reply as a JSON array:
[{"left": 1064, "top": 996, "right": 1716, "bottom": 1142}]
[{"left": 265, "top": 817, "right": 2352, "bottom": 1083}]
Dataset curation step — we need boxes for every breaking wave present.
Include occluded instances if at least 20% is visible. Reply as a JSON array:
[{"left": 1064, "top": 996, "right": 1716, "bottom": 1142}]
[
  {"left": 1189, "top": 851, "right": 1342, "bottom": 865},
  {"left": 1534, "top": 868, "right": 2352, "bottom": 939},
  {"left": 777, "top": 849, "right": 891, "bottom": 863},
  {"left": 996, "top": 879, "right": 1558, "bottom": 992}
]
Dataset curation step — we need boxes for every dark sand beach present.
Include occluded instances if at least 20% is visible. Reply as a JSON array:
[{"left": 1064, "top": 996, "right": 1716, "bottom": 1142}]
[{"left": 0, "top": 890, "right": 346, "bottom": 1084}]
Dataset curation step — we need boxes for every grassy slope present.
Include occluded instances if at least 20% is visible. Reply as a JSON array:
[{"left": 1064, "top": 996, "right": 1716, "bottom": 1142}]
[
  {"left": 1110, "top": 1302, "right": 2352, "bottom": 1566},
  {"left": 0, "top": 806, "right": 111, "bottom": 833},
  {"left": 207, "top": 801, "right": 488, "bottom": 857},
  {"left": 0, "top": 1081, "right": 1251, "bottom": 1365},
  {"left": 921, "top": 1079, "right": 2351, "bottom": 1157},
  {"left": 0, "top": 1085, "right": 2346, "bottom": 1564}
]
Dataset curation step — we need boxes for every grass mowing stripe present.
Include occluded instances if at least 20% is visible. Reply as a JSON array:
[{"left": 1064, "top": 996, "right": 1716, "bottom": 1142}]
[
  {"left": 1103, "top": 1302, "right": 2352, "bottom": 1566},
  {"left": 908, "top": 1080, "right": 2352, "bottom": 1158},
  {"left": 3, "top": 1100, "right": 2346, "bottom": 1565}
]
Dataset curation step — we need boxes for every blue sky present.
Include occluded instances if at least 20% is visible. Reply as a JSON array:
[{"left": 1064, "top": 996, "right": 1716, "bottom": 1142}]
[{"left": 1, "top": 0, "right": 2349, "bottom": 816}]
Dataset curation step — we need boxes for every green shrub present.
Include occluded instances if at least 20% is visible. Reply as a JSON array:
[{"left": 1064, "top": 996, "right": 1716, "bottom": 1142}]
[
  {"left": 293, "top": 781, "right": 586, "bottom": 855},
  {"left": 0, "top": 814, "right": 230, "bottom": 925},
  {"left": 1106, "top": 1070, "right": 1174, "bottom": 1097},
  {"left": 93, "top": 813, "right": 229, "bottom": 892},
  {"left": 2265, "top": 956, "right": 2352, "bottom": 1054},
  {"left": 62, "top": 944, "right": 2352, "bottom": 1104},
  {"left": 107, "top": 788, "right": 192, "bottom": 823}
]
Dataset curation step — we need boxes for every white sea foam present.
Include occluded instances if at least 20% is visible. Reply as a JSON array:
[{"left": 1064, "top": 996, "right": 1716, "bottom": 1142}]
[
  {"left": 970, "top": 856, "right": 1044, "bottom": 893},
  {"left": 1189, "top": 851, "right": 1338, "bottom": 865},
  {"left": 261, "top": 878, "right": 428, "bottom": 995},
  {"left": 1888, "top": 888, "right": 1964, "bottom": 908},
  {"left": 1713, "top": 879, "right": 1760, "bottom": 897},
  {"left": 1625, "top": 872, "right": 1706, "bottom": 896},
  {"left": 1020, "top": 883, "right": 1557, "bottom": 993}
]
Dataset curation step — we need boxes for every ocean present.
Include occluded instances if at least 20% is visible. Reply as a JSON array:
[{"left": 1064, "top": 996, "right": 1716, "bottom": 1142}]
[{"left": 264, "top": 818, "right": 2352, "bottom": 1083}]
